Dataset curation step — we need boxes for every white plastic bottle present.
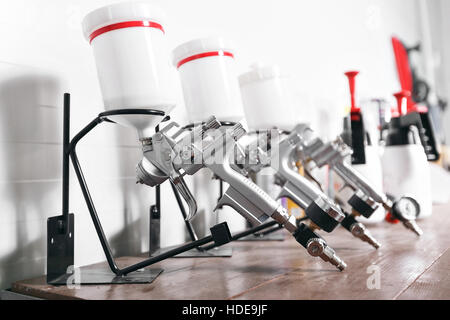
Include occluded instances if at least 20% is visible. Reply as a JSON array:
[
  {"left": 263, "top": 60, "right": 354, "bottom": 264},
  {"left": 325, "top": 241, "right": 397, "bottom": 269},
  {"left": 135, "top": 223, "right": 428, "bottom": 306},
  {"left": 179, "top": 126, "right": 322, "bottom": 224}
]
[
  {"left": 381, "top": 92, "right": 432, "bottom": 218},
  {"left": 382, "top": 145, "right": 432, "bottom": 219}
]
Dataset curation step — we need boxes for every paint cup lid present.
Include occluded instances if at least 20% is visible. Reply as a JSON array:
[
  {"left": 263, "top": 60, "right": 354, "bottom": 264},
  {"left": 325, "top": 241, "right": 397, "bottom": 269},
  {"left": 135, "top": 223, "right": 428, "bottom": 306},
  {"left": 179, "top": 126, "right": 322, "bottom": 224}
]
[
  {"left": 238, "top": 63, "right": 288, "bottom": 86},
  {"left": 82, "top": 1, "right": 166, "bottom": 42}
]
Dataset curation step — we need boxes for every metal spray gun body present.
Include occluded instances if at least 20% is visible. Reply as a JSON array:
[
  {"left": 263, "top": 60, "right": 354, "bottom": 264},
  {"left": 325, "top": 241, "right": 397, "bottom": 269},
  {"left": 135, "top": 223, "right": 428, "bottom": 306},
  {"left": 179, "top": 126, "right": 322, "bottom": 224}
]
[
  {"left": 292, "top": 123, "right": 423, "bottom": 236},
  {"left": 233, "top": 130, "right": 348, "bottom": 270},
  {"left": 235, "top": 129, "right": 381, "bottom": 249},
  {"left": 136, "top": 117, "right": 347, "bottom": 270}
]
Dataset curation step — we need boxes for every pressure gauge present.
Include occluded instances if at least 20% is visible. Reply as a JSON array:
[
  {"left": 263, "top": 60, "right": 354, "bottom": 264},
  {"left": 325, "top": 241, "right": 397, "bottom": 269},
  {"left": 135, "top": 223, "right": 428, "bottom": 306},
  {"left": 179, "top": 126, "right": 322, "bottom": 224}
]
[{"left": 392, "top": 196, "right": 420, "bottom": 221}]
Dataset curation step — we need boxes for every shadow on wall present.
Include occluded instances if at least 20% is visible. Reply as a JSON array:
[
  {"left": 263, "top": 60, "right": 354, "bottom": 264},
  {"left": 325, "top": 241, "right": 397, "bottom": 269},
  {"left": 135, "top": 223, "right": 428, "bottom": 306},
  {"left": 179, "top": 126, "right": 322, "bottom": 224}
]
[
  {"left": 0, "top": 69, "right": 63, "bottom": 289},
  {"left": 0, "top": 67, "right": 155, "bottom": 288},
  {"left": 105, "top": 125, "right": 149, "bottom": 257}
]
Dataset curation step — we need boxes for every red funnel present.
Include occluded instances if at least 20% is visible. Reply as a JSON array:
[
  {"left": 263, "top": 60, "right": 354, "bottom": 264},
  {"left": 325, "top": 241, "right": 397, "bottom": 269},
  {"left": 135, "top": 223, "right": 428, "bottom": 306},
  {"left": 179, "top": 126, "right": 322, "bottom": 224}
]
[
  {"left": 393, "top": 90, "right": 411, "bottom": 116},
  {"left": 344, "top": 71, "right": 360, "bottom": 112}
]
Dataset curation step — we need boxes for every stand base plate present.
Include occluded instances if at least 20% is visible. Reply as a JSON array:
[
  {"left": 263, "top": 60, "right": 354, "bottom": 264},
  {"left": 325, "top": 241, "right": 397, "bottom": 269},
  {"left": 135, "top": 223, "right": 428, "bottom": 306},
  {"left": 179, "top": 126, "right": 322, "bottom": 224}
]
[
  {"left": 151, "top": 245, "right": 232, "bottom": 257},
  {"left": 48, "top": 267, "right": 163, "bottom": 285}
]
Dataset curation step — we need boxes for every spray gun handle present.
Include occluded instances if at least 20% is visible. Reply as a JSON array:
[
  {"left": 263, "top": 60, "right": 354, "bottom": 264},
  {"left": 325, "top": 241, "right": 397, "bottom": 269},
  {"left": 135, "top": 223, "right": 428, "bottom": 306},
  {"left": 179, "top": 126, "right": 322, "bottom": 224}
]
[
  {"left": 207, "top": 124, "right": 296, "bottom": 231},
  {"left": 216, "top": 185, "right": 272, "bottom": 226},
  {"left": 334, "top": 160, "right": 386, "bottom": 205},
  {"left": 212, "top": 158, "right": 281, "bottom": 223},
  {"left": 276, "top": 133, "right": 322, "bottom": 208},
  {"left": 275, "top": 134, "right": 344, "bottom": 232},
  {"left": 213, "top": 162, "right": 298, "bottom": 233}
]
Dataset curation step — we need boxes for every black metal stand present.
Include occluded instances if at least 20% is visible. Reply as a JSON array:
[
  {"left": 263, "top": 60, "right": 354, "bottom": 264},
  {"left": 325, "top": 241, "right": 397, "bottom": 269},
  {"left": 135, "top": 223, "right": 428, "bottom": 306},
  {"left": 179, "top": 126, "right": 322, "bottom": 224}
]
[
  {"left": 149, "top": 180, "right": 233, "bottom": 257},
  {"left": 47, "top": 96, "right": 291, "bottom": 285},
  {"left": 152, "top": 120, "right": 241, "bottom": 258},
  {"left": 47, "top": 93, "right": 234, "bottom": 285},
  {"left": 147, "top": 119, "right": 232, "bottom": 258},
  {"left": 237, "top": 224, "right": 285, "bottom": 241}
]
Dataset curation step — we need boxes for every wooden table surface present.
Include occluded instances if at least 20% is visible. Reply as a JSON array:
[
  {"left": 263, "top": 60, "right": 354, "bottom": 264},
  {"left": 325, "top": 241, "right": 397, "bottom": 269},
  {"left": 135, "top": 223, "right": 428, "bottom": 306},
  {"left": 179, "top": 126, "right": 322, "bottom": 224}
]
[{"left": 12, "top": 203, "right": 450, "bottom": 300}]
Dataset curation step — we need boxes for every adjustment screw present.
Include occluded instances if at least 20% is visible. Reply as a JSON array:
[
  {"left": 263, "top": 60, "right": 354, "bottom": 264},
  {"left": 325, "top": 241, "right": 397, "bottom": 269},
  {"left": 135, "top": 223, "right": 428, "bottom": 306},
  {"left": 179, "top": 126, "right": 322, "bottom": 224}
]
[{"left": 154, "top": 133, "right": 163, "bottom": 141}]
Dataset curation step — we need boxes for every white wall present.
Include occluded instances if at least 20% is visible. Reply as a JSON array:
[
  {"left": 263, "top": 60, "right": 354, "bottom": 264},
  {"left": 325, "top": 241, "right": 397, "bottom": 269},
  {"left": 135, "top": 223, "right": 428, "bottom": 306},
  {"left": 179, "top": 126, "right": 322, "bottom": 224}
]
[
  {"left": 0, "top": 0, "right": 424, "bottom": 289},
  {"left": 422, "top": 0, "right": 450, "bottom": 144}
]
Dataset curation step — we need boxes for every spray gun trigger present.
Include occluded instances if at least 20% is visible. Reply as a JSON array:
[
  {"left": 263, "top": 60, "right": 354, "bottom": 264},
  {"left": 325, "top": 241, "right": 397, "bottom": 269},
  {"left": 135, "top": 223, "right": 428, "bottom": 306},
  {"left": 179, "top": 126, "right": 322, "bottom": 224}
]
[{"left": 170, "top": 176, "right": 198, "bottom": 221}]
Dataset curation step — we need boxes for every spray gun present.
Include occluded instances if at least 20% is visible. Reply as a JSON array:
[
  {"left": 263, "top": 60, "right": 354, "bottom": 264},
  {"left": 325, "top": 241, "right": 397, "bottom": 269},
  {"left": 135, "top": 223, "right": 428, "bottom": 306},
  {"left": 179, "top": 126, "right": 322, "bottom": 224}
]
[
  {"left": 291, "top": 123, "right": 424, "bottom": 236},
  {"left": 136, "top": 117, "right": 347, "bottom": 271},
  {"left": 235, "top": 130, "right": 380, "bottom": 249}
]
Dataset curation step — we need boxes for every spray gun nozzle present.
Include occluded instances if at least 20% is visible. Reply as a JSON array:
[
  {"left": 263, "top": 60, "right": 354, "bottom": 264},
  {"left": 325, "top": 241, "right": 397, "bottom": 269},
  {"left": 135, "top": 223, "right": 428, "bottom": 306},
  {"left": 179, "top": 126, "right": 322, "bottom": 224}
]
[
  {"left": 341, "top": 211, "right": 381, "bottom": 249},
  {"left": 403, "top": 220, "right": 423, "bottom": 236}
]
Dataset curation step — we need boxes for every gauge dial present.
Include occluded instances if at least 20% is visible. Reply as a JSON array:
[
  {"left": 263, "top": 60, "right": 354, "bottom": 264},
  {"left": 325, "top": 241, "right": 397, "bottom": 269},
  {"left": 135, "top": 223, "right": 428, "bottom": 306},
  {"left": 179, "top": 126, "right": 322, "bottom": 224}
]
[{"left": 392, "top": 197, "right": 420, "bottom": 221}]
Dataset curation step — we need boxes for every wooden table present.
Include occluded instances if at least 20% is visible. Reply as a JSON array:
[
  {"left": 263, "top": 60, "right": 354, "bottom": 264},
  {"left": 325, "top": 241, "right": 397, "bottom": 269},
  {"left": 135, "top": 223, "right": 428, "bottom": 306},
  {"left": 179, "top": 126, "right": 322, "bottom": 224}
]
[{"left": 11, "top": 203, "right": 450, "bottom": 300}]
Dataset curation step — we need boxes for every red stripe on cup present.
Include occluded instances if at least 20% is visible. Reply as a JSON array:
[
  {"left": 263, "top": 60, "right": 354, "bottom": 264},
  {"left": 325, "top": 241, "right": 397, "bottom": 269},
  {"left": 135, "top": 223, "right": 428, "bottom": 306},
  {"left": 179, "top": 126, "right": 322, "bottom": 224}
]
[
  {"left": 89, "top": 20, "right": 164, "bottom": 44},
  {"left": 176, "top": 51, "right": 234, "bottom": 69}
]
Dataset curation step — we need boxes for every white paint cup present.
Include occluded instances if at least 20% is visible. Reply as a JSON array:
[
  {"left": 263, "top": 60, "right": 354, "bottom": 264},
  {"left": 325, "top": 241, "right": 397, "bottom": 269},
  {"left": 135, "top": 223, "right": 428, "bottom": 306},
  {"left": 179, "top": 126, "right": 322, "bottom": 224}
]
[
  {"left": 172, "top": 37, "right": 244, "bottom": 123},
  {"left": 82, "top": 1, "right": 175, "bottom": 137}
]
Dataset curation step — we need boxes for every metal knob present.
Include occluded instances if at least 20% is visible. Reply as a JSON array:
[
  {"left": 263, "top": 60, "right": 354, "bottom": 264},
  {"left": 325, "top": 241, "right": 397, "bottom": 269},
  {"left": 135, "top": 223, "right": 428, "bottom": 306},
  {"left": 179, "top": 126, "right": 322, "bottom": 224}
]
[
  {"left": 230, "top": 123, "right": 246, "bottom": 141},
  {"left": 204, "top": 116, "right": 221, "bottom": 131},
  {"left": 306, "top": 238, "right": 347, "bottom": 271}
]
